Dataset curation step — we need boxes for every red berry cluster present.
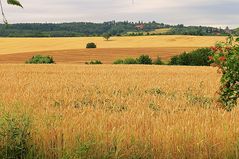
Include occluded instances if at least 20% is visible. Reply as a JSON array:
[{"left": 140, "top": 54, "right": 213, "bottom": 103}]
[{"left": 209, "top": 36, "right": 239, "bottom": 111}]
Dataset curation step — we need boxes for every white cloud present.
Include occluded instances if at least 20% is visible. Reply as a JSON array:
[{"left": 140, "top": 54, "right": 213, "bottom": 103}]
[{"left": 1, "top": 0, "right": 238, "bottom": 28}]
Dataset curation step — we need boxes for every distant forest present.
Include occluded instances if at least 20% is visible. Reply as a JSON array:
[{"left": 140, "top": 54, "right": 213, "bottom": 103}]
[{"left": 0, "top": 21, "right": 237, "bottom": 37}]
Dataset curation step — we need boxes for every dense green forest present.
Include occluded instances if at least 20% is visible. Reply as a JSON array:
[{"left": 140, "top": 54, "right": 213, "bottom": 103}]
[{"left": 0, "top": 21, "right": 237, "bottom": 37}]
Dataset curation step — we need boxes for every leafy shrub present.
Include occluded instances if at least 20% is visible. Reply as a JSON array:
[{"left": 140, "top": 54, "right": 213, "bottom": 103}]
[
  {"left": 169, "top": 55, "right": 179, "bottom": 65},
  {"left": 86, "top": 42, "right": 97, "bottom": 48},
  {"left": 113, "top": 59, "right": 124, "bottom": 64},
  {"left": 90, "top": 60, "right": 102, "bottom": 64},
  {"left": 25, "top": 55, "right": 55, "bottom": 64},
  {"left": 123, "top": 58, "right": 138, "bottom": 64},
  {"left": 85, "top": 60, "right": 102, "bottom": 64},
  {"left": 113, "top": 55, "right": 163, "bottom": 65},
  {"left": 136, "top": 55, "right": 152, "bottom": 65},
  {"left": 169, "top": 52, "right": 190, "bottom": 65},
  {"left": 0, "top": 113, "right": 35, "bottom": 159},
  {"left": 169, "top": 48, "right": 212, "bottom": 66},
  {"left": 209, "top": 36, "right": 239, "bottom": 111},
  {"left": 153, "top": 56, "right": 164, "bottom": 65}
]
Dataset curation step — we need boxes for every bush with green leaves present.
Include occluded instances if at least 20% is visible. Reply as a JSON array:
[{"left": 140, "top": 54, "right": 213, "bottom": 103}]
[
  {"left": 113, "top": 55, "right": 164, "bottom": 65},
  {"left": 123, "top": 58, "right": 138, "bottom": 64},
  {"left": 153, "top": 56, "right": 164, "bottom": 65},
  {"left": 85, "top": 60, "right": 102, "bottom": 65},
  {"left": 113, "top": 58, "right": 138, "bottom": 64},
  {"left": 169, "top": 53, "right": 190, "bottom": 65},
  {"left": 0, "top": 112, "right": 37, "bottom": 159},
  {"left": 25, "top": 55, "right": 55, "bottom": 64},
  {"left": 113, "top": 59, "right": 124, "bottom": 64},
  {"left": 169, "top": 48, "right": 212, "bottom": 66},
  {"left": 86, "top": 42, "right": 97, "bottom": 48},
  {"left": 136, "top": 54, "right": 152, "bottom": 65},
  {"left": 209, "top": 36, "right": 239, "bottom": 111}
]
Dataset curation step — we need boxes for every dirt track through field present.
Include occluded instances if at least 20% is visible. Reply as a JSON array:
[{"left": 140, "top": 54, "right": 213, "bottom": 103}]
[{"left": 0, "top": 47, "right": 197, "bottom": 64}]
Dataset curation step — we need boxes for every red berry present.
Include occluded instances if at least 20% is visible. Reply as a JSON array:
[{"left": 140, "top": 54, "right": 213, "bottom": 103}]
[
  {"left": 208, "top": 56, "right": 213, "bottom": 60},
  {"left": 210, "top": 46, "right": 217, "bottom": 52},
  {"left": 219, "top": 56, "right": 226, "bottom": 61},
  {"left": 225, "top": 46, "right": 231, "bottom": 51}
]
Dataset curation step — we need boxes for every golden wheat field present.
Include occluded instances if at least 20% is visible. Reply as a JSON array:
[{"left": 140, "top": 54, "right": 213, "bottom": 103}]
[
  {"left": 0, "top": 36, "right": 226, "bottom": 54},
  {"left": 0, "top": 35, "right": 227, "bottom": 64},
  {"left": 1, "top": 64, "right": 239, "bottom": 158}
]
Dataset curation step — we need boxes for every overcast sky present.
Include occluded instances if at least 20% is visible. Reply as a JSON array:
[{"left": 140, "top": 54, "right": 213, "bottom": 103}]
[{"left": 2, "top": 0, "right": 238, "bottom": 28}]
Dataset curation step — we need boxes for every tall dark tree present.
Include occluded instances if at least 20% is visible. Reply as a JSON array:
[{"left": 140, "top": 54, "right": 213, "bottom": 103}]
[
  {"left": 0, "top": 0, "right": 23, "bottom": 23},
  {"left": 103, "top": 33, "right": 111, "bottom": 41}
]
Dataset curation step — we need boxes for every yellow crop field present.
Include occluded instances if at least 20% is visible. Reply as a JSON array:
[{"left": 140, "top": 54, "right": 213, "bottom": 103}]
[
  {"left": 149, "top": 28, "right": 172, "bottom": 34},
  {"left": 127, "top": 28, "right": 171, "bottom": 35},
  {"left": 0, "top": 35, "right": 226, "bottom": 55},
  {"left": 1, "top": 64, "right": 239, "bottom": 158}
]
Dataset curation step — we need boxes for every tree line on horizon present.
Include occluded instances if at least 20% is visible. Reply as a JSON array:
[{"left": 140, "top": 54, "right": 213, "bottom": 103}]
[{"left": 0, "top": 21, "right": 237, "bottom": 37}]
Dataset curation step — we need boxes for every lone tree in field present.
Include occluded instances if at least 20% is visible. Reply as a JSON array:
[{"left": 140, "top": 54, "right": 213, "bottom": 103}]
[
  {"left": 0, "top": 0, "right": 23, "bottom": 23},
  {"left": 103, "top": 33, "right": 111, "bottom": 41}
]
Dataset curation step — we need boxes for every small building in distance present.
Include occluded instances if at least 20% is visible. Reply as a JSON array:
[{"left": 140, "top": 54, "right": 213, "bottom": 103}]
[
  {"left": 225, "top": 26, "right": 232, "bottom": 34},
  {"left": 135, "top": 24, "right": 145, "bottom": 30}
]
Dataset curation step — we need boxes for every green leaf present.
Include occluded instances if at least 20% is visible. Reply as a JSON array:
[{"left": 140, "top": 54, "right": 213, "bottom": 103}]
[
  {"left": 236, "top": 38, "right": 239, "bottom": 42},
  {"left": 7, "top": 0, "right": 23, "bottom": 8}
]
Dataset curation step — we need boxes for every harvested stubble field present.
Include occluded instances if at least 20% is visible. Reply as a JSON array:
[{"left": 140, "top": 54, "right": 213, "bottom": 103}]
[
  {"left": 0, "top": 47, "right": 196, "bottom": 64},
  {"left": 0, "top": 35, "right": 226, "bottom": 64},
  {"left": 1, "top": 64, "right": 239, "bottom": 158}
]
